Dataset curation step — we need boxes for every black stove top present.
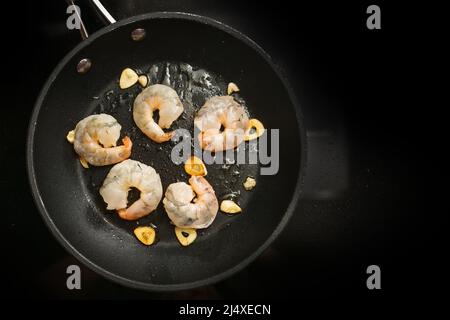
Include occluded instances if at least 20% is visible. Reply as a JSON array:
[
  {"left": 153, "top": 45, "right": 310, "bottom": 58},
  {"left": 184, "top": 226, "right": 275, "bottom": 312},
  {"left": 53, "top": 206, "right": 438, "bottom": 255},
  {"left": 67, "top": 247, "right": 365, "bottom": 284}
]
[{"left": 1, "top": 0, "right": 431, "bottom": 300}]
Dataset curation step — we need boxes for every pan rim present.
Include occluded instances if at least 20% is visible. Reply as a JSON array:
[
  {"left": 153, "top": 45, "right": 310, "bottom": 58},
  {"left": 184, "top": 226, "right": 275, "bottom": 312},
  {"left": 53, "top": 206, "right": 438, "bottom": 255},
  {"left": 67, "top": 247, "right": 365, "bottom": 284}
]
[{"left": 26, "top": 11, "right": 307, "bottom": 292}]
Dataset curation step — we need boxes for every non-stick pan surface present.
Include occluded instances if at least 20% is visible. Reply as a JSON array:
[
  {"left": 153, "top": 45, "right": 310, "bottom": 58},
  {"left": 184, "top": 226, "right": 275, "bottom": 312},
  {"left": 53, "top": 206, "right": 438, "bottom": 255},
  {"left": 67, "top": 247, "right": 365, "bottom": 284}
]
[{"left": 27, "top": 12, "right": 306, "bottom": 291}]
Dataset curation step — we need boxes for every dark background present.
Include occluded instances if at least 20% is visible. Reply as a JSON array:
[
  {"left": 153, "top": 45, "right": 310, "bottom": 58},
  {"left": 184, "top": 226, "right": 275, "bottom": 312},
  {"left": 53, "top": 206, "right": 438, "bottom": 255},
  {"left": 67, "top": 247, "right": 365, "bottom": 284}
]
[{"left": 0, "top": 0, "right": 436, "bottom": 300}]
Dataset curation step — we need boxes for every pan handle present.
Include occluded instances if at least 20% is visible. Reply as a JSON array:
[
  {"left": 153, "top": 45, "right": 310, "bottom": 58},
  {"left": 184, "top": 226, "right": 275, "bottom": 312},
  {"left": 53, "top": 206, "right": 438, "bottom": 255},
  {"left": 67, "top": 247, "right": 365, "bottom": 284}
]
[
  {"left": 91, "top": 0, "right": 117, "bottom": 24},
  {"left": 65, "top": 0, "right": 116, "bottom": 40}
]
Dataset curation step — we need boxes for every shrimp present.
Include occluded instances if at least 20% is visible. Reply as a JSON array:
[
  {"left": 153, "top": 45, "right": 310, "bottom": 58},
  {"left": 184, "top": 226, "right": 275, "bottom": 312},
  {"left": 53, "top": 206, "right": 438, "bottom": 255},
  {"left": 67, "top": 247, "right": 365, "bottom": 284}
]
[
  {"left": 99, "top": 159, "right": 163, "bottom": 221},
  {"left": 73, "top": 114, "right": 132, "bottom": 166},
  {"left": 133, "top": 84, "right": 184, "bottom": 143},
  {"left": 163, "top": 176, "right": 219, "bottom": 229},
  {"left": 194, "top": 95, "right": 249, "bottom": 152}
]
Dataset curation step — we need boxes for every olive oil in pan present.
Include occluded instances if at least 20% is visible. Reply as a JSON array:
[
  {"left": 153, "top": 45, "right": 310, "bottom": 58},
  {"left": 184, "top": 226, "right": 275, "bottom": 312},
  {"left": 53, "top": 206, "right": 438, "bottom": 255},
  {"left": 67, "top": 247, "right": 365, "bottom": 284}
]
[{"left": 81, "top": 62, "right": 259, "bottom": 240}]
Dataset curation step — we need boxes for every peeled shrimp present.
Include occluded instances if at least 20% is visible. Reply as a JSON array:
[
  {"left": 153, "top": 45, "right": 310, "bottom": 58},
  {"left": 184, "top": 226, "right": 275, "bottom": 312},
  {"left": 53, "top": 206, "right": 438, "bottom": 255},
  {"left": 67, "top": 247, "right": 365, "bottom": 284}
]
[
  {"left": 99, "top": 159, "right": 163, "bottom": 220},
  {"left": 194, "top": 95, "right": 249, "bottom": 152},
  {"left": 73, "top": 114, "right": 132, "bottom": 166},
  {"left": 163, "top": 176, "right": 218, "bottom": 229},
  {"left": 133, "top": 84, "right": 184, "bottom": 143}
]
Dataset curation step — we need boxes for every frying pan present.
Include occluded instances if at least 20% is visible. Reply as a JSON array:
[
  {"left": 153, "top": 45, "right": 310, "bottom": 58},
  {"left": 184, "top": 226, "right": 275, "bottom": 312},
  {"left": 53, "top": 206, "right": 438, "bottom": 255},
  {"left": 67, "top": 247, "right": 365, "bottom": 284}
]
[{"left": 27, "top": 2, "right": 306, "bottom": 291}]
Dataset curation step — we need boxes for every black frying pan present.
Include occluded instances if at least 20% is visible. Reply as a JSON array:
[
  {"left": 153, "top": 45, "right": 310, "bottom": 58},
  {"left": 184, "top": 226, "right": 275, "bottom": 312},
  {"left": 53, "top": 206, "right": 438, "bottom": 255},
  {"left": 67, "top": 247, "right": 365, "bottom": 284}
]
[{"left": 27, "top": 7, "right": 306, "bottom": 291}]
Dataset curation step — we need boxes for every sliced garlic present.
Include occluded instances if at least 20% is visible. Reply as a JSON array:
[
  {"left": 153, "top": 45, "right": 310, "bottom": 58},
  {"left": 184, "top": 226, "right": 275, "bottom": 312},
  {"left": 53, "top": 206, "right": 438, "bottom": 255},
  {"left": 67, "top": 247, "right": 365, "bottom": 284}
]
[
  {"left": 244, "top": 118, "right": 265, "bottom": 141},
  {"left": 119, "top": 68, "right": 139, "bottom": 89},
  {"left": 79, "top": 157, "right": 89, "bottom": 168},
  {"left": 134, "top": 226, "right": 156, "bottom": 245},
  {"left": 138, "top": 75, "right": 148, "bottom": 87},
  {"left": 220, "top": 200, "right": 242, "bottom": 214},
  {"left": 66, "top": 130, "right": 75, "bottom": 143},
  {"left": 184, "top": 156, "right": 207, "bottom": 176},
  {"left": 243, "top": 177, "right": 256, "bottom": 191},
  {"left": 175, "top": 227, "right": 197, "bottom": 246},
  {"left": 227, "top": 82, "right": 240, "bottom": 95}
]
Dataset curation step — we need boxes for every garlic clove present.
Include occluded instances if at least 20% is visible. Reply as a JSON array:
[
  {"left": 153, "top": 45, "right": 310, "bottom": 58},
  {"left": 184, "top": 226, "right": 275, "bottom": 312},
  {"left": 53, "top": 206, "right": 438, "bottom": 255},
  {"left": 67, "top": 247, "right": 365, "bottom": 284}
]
[
  {"left": 184, "top": 156, "right": 207, "bottom": 176},
  {"left": 175, "top": 227, "right": 197, "bottom": 246},
  {"left": 138, "top": 75, "right": 148, "bottom": 87},
  {"left": 243, "top": 177, "right": 256, "bottom": 191},
  {"left": 227, "top": 82, "right": 240, "bottom": 95},
  {"left": 119, "top": 68, "right": 139, "bottom": 89},
  {"left": 66, "top": 130, "right": 75, "bottom": 144},
  {"left": 220, "top": 200, "right": 242, "bottom": 214},
  {"left": 79, "top": 157, "right": 89, "bottom": 168},
  {"left": 134, "top": 226, "right": 156, "bottom": 245},
  {"left": 244, "top": 118, "right": 265, "bottom": 141}
]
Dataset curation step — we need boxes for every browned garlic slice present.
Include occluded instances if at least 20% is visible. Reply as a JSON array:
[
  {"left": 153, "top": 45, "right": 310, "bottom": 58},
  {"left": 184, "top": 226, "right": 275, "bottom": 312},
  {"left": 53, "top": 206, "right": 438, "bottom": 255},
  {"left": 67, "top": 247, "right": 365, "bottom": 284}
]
[
  {"left": 227, "top": 82, "right": 240, "bottom": 95},
  {"left": 184, "top": 156, "right": 207, "bottom": 176},
  {"left": 66, "top": 130, "right": 75, "bottom": 143},
  {"left": 79, "top": 157, "right": 89, "bottom": 168},
  {"left": 119, "top": 68, "right": 139, "bottom": 89},
  {"left": 134, "top": 226, "right": 156, "bottom": 245},
  {"left": 175, "top": 227, "right": 197, "bottom": 246},
  {"left": 243, "top": 177, "right": 256, "bottom": 191},
  {"left": 220, "top": 200, "right": 242, "bottom": 214},
  {"left": 138, "top": 75, "right": 148, "bottom": 87},
  {"left": 244, "top": 119, "right": 265, "bottom": 141}
]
